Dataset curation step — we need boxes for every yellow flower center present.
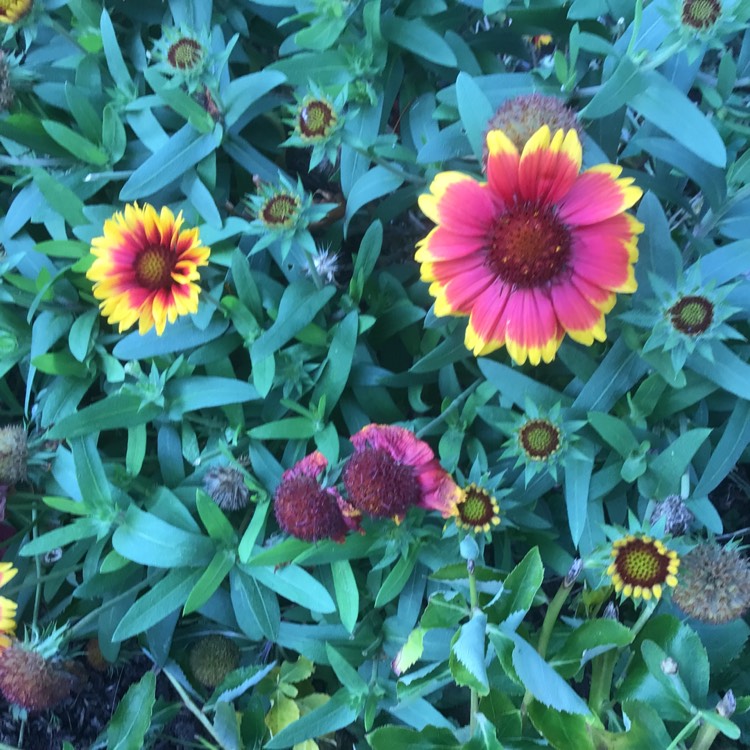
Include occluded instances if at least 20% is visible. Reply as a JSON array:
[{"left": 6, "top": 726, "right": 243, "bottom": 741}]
[
  {"left": 0, "top": 0, "right": 31, "bottom": 22},
  {"left": 488, "top": 203, "right": 571, "bottom": 287},
  {"left": 682, "top": 0, "right": 721, "bottom": 29},
  {"left": 299, "top": 100, "right": 336, "bottom": 139},
  {"left": 261, "top": 194, "right": 300, "bottom": 227},
  {"left": 167, "top": 38, "right": 203, "bottom": 70},
  {"left": 613, "top": 537, "right": 675, "bottom": 589},
  {"left": 135, "top": 246, "right": 175, "bottom": 290},
  {"left": 519, "top": 419, "right": 560, "bottom": 460},
  {"left": 669, "top": 295, "right": 713, "bottom": 335}
]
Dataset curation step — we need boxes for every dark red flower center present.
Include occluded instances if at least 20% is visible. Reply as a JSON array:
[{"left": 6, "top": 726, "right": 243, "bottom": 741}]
[
  {"left": 261, "top": 194, "right": 299, "bottom": 227},
  {"left": 681, "top": 0, "right": 721, "bottom": 29},
  {"left": 487, "top": 202, "right": 571, "bottom": 288},
  {"left": 274, "top": 475, "right": 348, "bottom": 542},
  {"left": 167, "top": 38, "right": 203, "bottom": 70},
  {"left": 299, "top": 100, "right": 336, "bottom": 139},
  {"left": 669, "top": 295, "right": 714, "bottom": 335},
  {"left": 614, "top": 539, "right": 671, "bottom": 588},
  {"left": 519, "top": 419, "right": 560, "bottom": 459},
  {"left": 457, "top": 485, "right": 497, "bottom": 528},
  {"left": 135, "top": 246, "right": 176, "bottom": 290},
  {"left": 343, "top": 448, "right": 421, "bottom": 518}
]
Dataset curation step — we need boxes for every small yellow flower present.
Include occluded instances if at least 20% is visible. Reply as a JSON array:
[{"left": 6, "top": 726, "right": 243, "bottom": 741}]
[
  {"left": 607, "top": 535, "right": 679, "bottom": 601},
  {"left": 450, "top": 484, "right": 501, "bottom": 533},
  {"left": 0, "top": 563, "right": 17, "bottom": 647},
  {"left": 0, "top": 0, "right": 32, "bottom": 25}
]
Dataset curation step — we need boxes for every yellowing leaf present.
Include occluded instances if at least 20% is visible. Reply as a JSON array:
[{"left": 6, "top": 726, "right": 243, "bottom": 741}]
[{"left": 266, "top": 695, "right": 300, "bottom": 736}]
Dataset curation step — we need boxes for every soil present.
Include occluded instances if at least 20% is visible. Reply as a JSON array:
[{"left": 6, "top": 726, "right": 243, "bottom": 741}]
[{"left": 0, "top": 654, "right": 206, "bottom": 750}]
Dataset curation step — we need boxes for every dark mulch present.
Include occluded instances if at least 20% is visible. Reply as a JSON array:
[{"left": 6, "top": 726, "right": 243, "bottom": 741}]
[{"left": 0, "top": 654, "right": 206, "bottom": 749}]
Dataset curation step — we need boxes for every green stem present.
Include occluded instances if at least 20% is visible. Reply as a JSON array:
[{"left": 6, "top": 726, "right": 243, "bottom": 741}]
[
  {"left": 666, "top": 714, "right": 702, "bottom": 750},
  {"left": 630, "top": 601, "right": 656, "bottom": 640},
  {"left": 31, "top": 504, "right": 41, "bottom": 630},
  {"left": 626, "top": 0, "right": 643, "bottom": 57},
  {"left": 589, "top": 649, "right": 618, "bottom": 717},
  {"left": 467, "top": 559, "right": 479, "bottom": 737},
  {"left": 415, "top": 382, "right": 480, "bottom": 439},
  {"left": 162, "top": 666, "right": 225, "bottom": 745},
  {"left": 689, "top": 722, "right": 720, "bottom": 750}
]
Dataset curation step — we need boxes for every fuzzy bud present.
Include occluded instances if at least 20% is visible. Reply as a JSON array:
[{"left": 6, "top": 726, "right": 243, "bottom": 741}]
[
  {"left": 203, "top": 466, "right": 250, "bottom": 512},
  {"left": 650, "top": 495, "right": 694, "bottom": 535},
  {"left": 189, "top": 634, "right": 240, "bottom": 688},
  {"left": 564, "top": 558, "right": 583, "bottom": 588},
  {"left": 0, "top": 425, "right": 27, "bottom": 485},
  {"left": 0, "top": 643, "right": 77, "bottom": 710},
  {"left": 660, "top": 657, "right": 679, "bottom": 675}
]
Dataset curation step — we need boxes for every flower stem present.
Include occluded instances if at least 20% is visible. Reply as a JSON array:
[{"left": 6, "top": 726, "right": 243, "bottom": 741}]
[
  {"left": 689, "top": 722, "right": 720, "bottom": 750},
  {"left": 665, "top": 714, "right": 702, "bottom": 750},
  {"left": 467, "top": 559, "right": 479, "bottom": 737},
  {"left": 589, "top": 649, "right": 618, "bottom": 717},
  {"left": 162, "top": 665, "right": 226, "bottom": 745},
  {"left": 31, "top": 503, "right": 41, "bottom": 629},
  {"left": 626, "top": 0, "right": 643, "bottom": 57}
]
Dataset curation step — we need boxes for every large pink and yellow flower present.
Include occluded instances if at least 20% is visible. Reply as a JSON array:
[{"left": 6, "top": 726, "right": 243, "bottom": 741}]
[
  {"left": 87, "top": 203, "right": 210, "bottom": 336},
  {"left": 416, "top": 126, "right": 643, "bottom": 365},
  {"left": 343, "top": 424, "right": 459, "bottom": 520}
]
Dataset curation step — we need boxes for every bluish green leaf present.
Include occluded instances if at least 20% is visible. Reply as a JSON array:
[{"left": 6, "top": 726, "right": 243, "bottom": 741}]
[
  {"left": 450, "top": 612, "right": 489, "bottom": 695},
  {"left": 183, "top": 548, "right": 236, "bottom": 615},
  {"left": 381, "top": 15, "right": 457, "bottom": 67},
  {"left": 581, "top": 56, "right": 644, "bottom": 118},
  {"left": 230, "top": 567, "right": 279, "bottom": 640},
  {"left": 344, "top": 166, "right": 404, "bottom": 235},
  {"left": 565, "top": 451, "right": 594, "bottom": 549},
  {"left": 107, "top": 672, "right": 155, "bottom": 750},
  {"left": 455, "top": 72, "right": 493, "bottom": 160},
  {"left": 332, "top": 559, "right": 359, "bottom": 633},
  {"left": 252, "top": 564, "right": 336, "bottom": 613}
]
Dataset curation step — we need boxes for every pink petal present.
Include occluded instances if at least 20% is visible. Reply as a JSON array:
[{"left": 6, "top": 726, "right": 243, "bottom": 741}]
[
  {"left": 518, "top": 128, "right": 581, "bottom": 205},
  {"left": 558, "top": 167, "right": 642, "bottom": 226}
]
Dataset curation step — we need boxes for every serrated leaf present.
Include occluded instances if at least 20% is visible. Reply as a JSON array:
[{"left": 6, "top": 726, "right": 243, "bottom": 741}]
[
  {"left": 450, "top": 612, "right": 489, "bottom": 695},
  {"left": 392, "top": 628, "right": 425, "bottom": 676},
  {"left": 489, "top": 547, "right": 543, "bottom": 624},
  {"left": 107, "top": 671, "right": 155, "bottom": 750}
]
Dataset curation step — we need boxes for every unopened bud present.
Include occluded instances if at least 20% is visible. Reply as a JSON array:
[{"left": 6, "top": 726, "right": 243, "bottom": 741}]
[
  {"left": 660, "top": 657, "right": 678, "bottom": 675},
  {"left": 564, "top": 558, "right": 583, "bottom": 588},
  {"left": 603, "top": 602, "right": 619, "bottom": 621},
  {"left": 717, "top": 690, "right": 736, "bottom": 719}
]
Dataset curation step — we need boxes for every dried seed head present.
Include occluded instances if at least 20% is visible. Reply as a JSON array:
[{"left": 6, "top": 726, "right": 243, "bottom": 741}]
[
  {"left": 0, "top": 425, "right": 27, "bottom": 485},
  {"left": 649, "top": 494, "right": 695, "bottom": 535},
  {"left": 203, "top": 466, "right": 250, "bottom": 512},
  {"left": 189, "top": 634, "right": 240, "bottom": 688}
]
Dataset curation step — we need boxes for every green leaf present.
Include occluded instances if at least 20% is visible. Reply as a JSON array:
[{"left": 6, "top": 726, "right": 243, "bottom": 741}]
[
  {"left": 143, "top": 68, "right": 215, "bottom": 133},
  {"left": 196, "top": 490, "right": 236, "bottom": 543},
  {"left": 119, "top": 124, "right": 222, "bottom": 201},
  {"left": 113, "top": 317, "right": 230, "bottom": 360},
  {"left": 349, "top": 220, "right": 382, "bottom": 299},
  {"left": 165, "top": 376, "right": 259, "bottom": 417},
  {"left": 29, "top": 168, "right": 87, "bottom": 227},
  {"left": 629, "top": 72, "right": 726, "bottom": 168},
  {"left": 555, "top": 620, "right": 634, "bottom": 678},
  {"left": 450, "top": 612, "right": 489, "bottom": 696},
  {"left": 564, "top": 451, "right": 594, "bottom": 549},
  {"left": 502, "top": 631, "right": 591, "bottom": 715},
  {"left": 114, "top": 569, "right": 202, "bottom": 641},
  {"left": 700, "top": 709, "right": 741, "bottom": 740},
  {"left": 68, "top": 310, "right": 97, "bottom": 363},
  {"left": 392, "top": 628, "right": 425, "bottom": 676},
  {"left": 113, "top": 506, "right": 215, "bottom": 568},
  {"left": 455, "top": 72, "right": 493, "bottom": 161},
  {"left": 183, "top": 548, "right": 236, "bottom": 615},
  {"left": 581, "top": 55, "right": 643, "bottom": 118},
  {"left": 42, "top": 120, "right": 108, "bottom": 165},
  {"left": 252, "top": 564, "right": 336, "bottom": 613},
  {"left": 247, "top": 418, "right": 317, "bottom": 440},
  {"left": 265, "top": 690, "right": 360, "bottom": 749},
  {"left": 325, "top": 644, "right": 368, "bottom": 696},
  {"left": 107, "top": 671, "right": 156, "bottom": 750},
  {"left": 224, "top": 71, "right": 287, "bottom": 129},
  {"left": 126, "top": 424, "right": 147, "bottom": 477},
  {"left": 687, "top": 341, "right": 750, "bottom": 400},
  {"left": 381, "top": 15, "right": 457, "bottom": 67},
  {"left": 71, "top": 435, "right": 113, "bottom": 513},
  {"left": 478, "top": 359, "right": 564, "bottom": 411},
  {"left": 230, "top": 567, "right": 280, "bottom": 640},
  {"left": 527, "top": 701, "right": 595, "bottom": 750},
  {"left": 238, "top": 501, "right": 270, "bottom": 564},
  {"left": 587, "top": 412, "right": 639, "bottom": 457},
  {"left": 344, "top": 166, "right": 404, "bottom": 235},
  {"left": 421, "top": 592, "right": 467, "bottom": 630},
  {"left": 367, "top": 725, "right": 460, "bottom": 750},
  {"left": 639, "top": 428, "right": 712, "bottom": 498},
  {"left": 375, "top": 545, "right": 419, "bottom": 607},
  {"left": 20, "top": 517, "right": 103, "bottom": 556},
  {"left": 212, "top": 700, "right": 243, "bottom": 750},
  {"left": 102, "top": 104, "right": 127, "bottom": 162},
  {"left": 489, "top": 547, "right": 543, "bottom": 624},
  {"left": 46, "top": 394, "right": 162, "bottom": 440},
  {"left": 252, "top": 282, "right": 336, "bottom": 361},
  {"left": 331, "top": 559, "right": 359, "bottom": 633},
  {"left": 100, "top": 9, "right": 134, "bottom": 93}
]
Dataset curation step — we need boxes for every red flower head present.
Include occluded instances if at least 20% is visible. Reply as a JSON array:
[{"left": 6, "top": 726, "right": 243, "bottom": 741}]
[
  {"left": 274, "top": 452, "right": 360, "bottom": 542},
  {"left": 343, "top": 424, "right": 459, "bottom": 520},
  {"left": 416, "top": 126, "right": 643, "bottom": 365}
]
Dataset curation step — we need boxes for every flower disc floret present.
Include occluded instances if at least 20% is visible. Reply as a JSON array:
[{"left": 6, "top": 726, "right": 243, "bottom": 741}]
[
  {"left": 261, "top": 193, "right": 301, "bottom": 229},
  {"left": 416, "top": 126, "right": 643, "bottom": 365},
  {"left": 344, "top": 424, "right": 458, "bottom": 520},
  {"left": 86, "top": 203, "right": 210, "bottom": 336},
  {"left": 669, "top": 295, "right": 714, "bottom": 335},
  {"left": 298, "top": 97, "right": 338, "bottom": 141},
  {"left": 274, "top": 452, "right": 360, "bottom": 542},
  {"left": 607, "top": 535, "right": 679, "bottom": 601},
  {"left": 167, "top": 37, "right": 203, "bottom": 70},
  {"left": 0, "top": 563, "right": 17, "bottom": 649},
  {"left": 0, "top": 0, "right": 32, "bottom": 24},
  {"left": 452, "top": 485, "right": 500, "bottom": 533},
  {"left": 519, "top": 418, "right": 561, "bottom": 460},
  {"left": 682, "top": 0, "right": 721, "bottom": 29}
]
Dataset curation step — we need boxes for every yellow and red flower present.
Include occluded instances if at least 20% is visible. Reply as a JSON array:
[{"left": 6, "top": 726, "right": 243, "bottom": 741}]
[
  {"left": 87, "top": 203, "right": 210, "bottom": 336},
  {"left": 343, "top": 424, "right": 459, "bottom": 520},
  {"left": 607, "top": 535, "right": 679, "bottom": 601},
  {"left": 274, "top": 452, "right": 360, "bottom": 542},
  {"left": 0, "top": 0, "right": 32, "bottom": 24},
  {"left": 0, "top": 562, "right": 17, "bottom": 649},
  {"left": 416, "top": 125, "right": 643, "bottom": 365}
]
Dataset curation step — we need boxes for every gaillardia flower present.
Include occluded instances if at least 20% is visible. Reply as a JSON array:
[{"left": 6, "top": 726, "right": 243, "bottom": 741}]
[
  {"left": 450, "top": 484, "right": 500, "bottom": 533},
  {"left": 274, "top": 452, "right": 360, "bottom": 542},
  {"left": 0, "top": 562, "right": 17, "bottom": 649},
  {"left": 87, "top": 203, "right": 210, "bottom": 336},
  {"left": 607, "top": 535, "right": 679, "bottom": 601},
  {"left": 672, "top": 543, "right": 750, "bottom": 624},
  {"left": 0, "top": 0, "right": 32, "bottom": 25},
  {"left": 682, "top": 0, "right": 721, "bottom": 29},
  {"left": 416, "top": 126, "right": 643, "bottom": 365},
  {"left": 343, "top": 424, "right": 459, "bottom": 520}
]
